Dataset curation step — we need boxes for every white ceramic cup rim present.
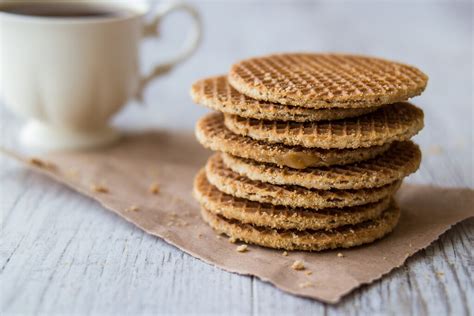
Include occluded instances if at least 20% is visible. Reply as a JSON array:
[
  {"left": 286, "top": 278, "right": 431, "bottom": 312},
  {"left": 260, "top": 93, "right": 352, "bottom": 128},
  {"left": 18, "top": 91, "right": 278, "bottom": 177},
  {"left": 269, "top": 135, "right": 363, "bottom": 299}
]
[{"left": 0, "top": 0, "right": 149, "bottom": 24}]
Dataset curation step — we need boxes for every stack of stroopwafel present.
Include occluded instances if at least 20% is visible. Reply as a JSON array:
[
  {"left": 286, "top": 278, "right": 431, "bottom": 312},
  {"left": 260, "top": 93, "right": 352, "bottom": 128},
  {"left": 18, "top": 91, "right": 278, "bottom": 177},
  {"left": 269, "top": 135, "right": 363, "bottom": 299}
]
[{"left": 191, "top": 53, "right": 427, "bottom": 251}]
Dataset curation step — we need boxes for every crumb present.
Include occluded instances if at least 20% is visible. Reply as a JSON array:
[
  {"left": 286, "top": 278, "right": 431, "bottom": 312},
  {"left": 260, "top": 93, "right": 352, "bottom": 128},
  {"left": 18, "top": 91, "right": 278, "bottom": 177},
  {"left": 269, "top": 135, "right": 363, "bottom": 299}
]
[
  {"left": 436, "top": 271, "right": 444, "bottom": 277},
  {"left": 197, "top": 233, "right": 203, "bottom": 238},
  {"left": 216, "top": 235, "right": 221, "bottom": 240},
  {"left": 383, "top": 256, "right": 387, "bottom": 260},
  {"left": 166, "top": 222, "right": 174, "bottom": 226},
  {"left": 337, "top": 253, "right": 344, "bottom": 258},
  {"left": 291, "top": 260, "right": 305, "bottom": 271},
  {"left": 28, "top": 157, "right": 54, "bottom": 168},
  {"left": 282, "top": 251, "right": 288, "bottom": 256},
  {"left": 305, "top": 271, "right": 313, "bottom": 276},
  {"left": 236, "top": 245, "right": 248, "bottom": 253},
  {"left": 228, "top": 237, "right": 237, "bottom": 243},
  {"left": 126, "top": 205, "right": 139, "bottom": 212},
  {"left": 409, "top": 243, "right": 413, "bottom": 247},
  {"left": 28, "top": 157, "right": 45, "bottom": 167},
  {"left": 91, "top": 184, "right": 108, "bottom": 193},
  {"left": 299, "top": 281, "right": 313, "bottom": 288},
  {"left": 149, "top": 183, "right": 160, "bottom": 194}
]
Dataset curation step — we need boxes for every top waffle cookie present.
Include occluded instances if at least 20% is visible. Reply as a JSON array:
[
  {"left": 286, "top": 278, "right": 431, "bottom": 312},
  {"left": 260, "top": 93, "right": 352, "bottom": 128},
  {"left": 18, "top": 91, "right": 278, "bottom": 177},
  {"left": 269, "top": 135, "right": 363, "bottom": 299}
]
[{"left": 228, "top": 53, "right": 428, "bottom": 109}]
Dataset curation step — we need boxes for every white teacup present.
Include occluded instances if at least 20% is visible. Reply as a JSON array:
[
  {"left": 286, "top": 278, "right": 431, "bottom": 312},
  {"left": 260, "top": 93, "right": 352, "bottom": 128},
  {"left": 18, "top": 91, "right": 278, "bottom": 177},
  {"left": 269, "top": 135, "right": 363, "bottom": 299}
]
[{"left": 0, "top": 1, "right": 201, "bottom": 150}]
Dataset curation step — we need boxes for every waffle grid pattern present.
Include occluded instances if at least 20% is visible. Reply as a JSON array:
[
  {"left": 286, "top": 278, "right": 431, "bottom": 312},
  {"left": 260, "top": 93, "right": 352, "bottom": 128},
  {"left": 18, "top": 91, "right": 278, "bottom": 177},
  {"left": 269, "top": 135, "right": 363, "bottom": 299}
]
[
  {"left": 194, "top": 169, "right": 391, "bottom": 231},
  {"left": 223, "top": 102, "right": 424, "bottom": 149},
  {"left": 195, "top": 112, "right": 391, "bottom": 169},
  {"left": 222, "top": 141, "right": 421, "bottom": 190},
  {"left": 201, "top": 201, "right": 400, "bottom": 251},
  {"left": 228, "top": 53, "right": 428, "bottom": 108},
  {"left": 205, "top": 153, "right": 401, "bottom": 209},
  {"left": 191, "top": 76, "right": 379, "bottom": 122}
]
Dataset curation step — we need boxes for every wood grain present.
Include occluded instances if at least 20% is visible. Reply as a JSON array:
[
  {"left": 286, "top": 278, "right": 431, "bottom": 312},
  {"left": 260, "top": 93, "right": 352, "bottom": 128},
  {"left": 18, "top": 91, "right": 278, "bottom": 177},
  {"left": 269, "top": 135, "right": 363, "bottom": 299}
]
[{"left": 1, "top": 1, "right": 472, "bottom": 315}]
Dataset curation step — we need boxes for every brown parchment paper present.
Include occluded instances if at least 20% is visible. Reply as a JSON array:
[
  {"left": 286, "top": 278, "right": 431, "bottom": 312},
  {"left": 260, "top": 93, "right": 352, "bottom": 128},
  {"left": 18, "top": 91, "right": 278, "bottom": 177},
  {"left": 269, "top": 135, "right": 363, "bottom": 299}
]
[{"left": 2, "top": 131, "right": 473, "bottom": 304}]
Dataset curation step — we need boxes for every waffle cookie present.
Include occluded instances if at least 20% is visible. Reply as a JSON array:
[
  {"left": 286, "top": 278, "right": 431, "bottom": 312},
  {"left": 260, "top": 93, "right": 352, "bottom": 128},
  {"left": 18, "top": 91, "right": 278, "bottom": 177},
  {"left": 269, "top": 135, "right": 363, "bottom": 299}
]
[
  {"left": 191, "top": 76, "right": 379, "bottom": 122},
  {"left": 195, "top": 112, "right": 391, "bottom": 169},
  {"left": 205, "top": 153, "right": 401, "bottom": 209},
  {"left": 194, "top": 169, "right": 391, "bottom": 231},
  {"left": 223, "top": 103, "right": 424, "bottom": 149},
  {"left": 228, "top": 53, "right": 428, "bottom": 109},
  {"left": 222, "top": 141, "right": 421, "bottom": 190},
  {"left": 200, "top": 200, "right": 401, "bottom": 251}
]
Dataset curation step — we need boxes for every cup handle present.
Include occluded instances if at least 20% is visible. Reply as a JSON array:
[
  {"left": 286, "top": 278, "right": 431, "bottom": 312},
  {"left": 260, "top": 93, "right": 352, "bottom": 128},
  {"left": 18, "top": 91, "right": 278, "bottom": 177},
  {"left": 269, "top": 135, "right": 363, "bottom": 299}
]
[{"left": 136, "top": 1, "right": 202, "bottom": 101}]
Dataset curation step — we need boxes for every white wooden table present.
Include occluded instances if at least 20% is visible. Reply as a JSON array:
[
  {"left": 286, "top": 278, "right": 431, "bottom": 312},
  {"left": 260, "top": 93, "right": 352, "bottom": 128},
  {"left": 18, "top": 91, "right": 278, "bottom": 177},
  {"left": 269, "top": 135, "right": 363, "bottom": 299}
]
[{"left": 1, "top": 1, "right": 473, "bottom": 315}]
